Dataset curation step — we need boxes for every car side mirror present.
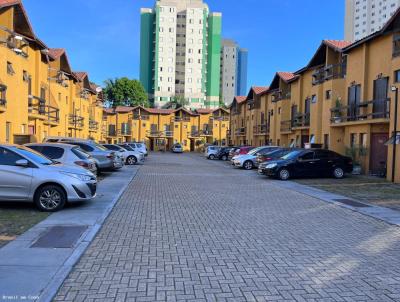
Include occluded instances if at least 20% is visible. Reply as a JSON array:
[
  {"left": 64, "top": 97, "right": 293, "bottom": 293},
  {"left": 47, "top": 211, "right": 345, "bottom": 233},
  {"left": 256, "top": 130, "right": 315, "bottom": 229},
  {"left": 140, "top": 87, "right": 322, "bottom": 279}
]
[{"left": 15, "top": 159, "right": 29, "bottom": 167}]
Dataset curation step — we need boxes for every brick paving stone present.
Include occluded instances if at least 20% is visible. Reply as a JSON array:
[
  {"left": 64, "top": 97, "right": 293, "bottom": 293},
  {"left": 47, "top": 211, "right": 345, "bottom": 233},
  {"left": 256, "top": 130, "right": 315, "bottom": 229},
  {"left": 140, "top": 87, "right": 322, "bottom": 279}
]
[{"left": 55, "top": 153, "right": 400, "bottom": 301}]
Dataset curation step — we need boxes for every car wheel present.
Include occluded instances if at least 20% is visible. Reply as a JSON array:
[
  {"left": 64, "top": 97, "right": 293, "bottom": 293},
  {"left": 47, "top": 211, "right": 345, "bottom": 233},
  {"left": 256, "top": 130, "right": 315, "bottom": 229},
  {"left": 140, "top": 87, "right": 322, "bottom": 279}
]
[
  {"left": 278, "top": 168, "right": 290, "bottom": 181},
  {"left": 243, "top": 161, "right": 254, "bottom": 170},
  {"left": 34, "top": 185, "right": 66, "bottom": 212},
  {"left": 209, "top": 154, "right": 215, "bottom": 160},
  {"left": 222, "top": 155, "right": 228, "bottom": 161},
  {"left": 126, "top": 156, "right": 137, "bottom": 165},
  {"left": 333, "top": 167, "right": 345, "bottom": 179}
]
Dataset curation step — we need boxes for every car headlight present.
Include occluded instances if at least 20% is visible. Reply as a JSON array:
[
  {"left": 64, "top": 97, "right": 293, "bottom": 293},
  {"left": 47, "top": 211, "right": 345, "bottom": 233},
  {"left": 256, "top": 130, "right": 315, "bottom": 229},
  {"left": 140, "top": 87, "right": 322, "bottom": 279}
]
[
  {"left": 61, "top": 172, "right": 93, "bottom": 182},
  {"left": 266, "top": 163, "right": 278, "bottom": 169}
]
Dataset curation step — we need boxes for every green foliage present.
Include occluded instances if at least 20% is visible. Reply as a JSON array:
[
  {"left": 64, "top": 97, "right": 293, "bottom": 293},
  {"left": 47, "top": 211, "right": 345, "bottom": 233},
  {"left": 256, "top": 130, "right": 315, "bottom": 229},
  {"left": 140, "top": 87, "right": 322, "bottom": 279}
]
[
  {"left": 345, "top": 145, "right": 368, "bottom": 166},
  {"left": 103, "top": 78, "right": 148, "bottom": 107}
]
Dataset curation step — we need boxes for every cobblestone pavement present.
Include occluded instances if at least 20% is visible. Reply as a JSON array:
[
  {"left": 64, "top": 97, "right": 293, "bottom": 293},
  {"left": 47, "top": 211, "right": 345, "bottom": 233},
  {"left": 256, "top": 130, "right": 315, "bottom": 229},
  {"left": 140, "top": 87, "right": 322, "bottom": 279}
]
[{"left": 55, "top": 153, "right": 400, "bottom": 302}]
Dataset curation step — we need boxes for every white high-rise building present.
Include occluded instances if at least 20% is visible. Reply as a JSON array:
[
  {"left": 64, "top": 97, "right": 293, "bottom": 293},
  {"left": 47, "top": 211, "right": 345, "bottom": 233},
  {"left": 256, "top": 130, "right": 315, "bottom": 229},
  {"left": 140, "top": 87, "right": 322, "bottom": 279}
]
[
  {"left": 140, "top": 0, "right": 222, "bottom": 109},
  {"left": 345, "top": 0, "right": 400, "bottom": 41}
]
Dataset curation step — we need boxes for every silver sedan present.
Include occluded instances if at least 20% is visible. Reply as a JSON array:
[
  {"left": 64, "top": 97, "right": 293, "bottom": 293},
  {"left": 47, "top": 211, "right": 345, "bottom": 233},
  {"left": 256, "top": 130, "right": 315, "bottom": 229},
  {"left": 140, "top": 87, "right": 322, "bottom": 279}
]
[{"left": 0, "top": 145, "right": 97, "bottom": 212}]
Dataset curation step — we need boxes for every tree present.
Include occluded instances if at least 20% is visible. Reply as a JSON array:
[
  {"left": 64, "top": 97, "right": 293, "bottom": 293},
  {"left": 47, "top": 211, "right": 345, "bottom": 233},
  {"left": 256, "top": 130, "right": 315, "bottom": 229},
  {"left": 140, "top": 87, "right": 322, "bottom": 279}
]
[{"left": 103, "top": 77, "right": 148, "bottom": 107}]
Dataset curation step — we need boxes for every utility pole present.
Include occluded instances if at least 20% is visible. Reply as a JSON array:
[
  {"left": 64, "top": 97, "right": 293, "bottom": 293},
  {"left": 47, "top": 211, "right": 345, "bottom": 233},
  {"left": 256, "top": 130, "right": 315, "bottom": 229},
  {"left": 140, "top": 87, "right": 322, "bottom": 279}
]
[{"left": 391, "top": 85, "right": 399, "bottom": 183}]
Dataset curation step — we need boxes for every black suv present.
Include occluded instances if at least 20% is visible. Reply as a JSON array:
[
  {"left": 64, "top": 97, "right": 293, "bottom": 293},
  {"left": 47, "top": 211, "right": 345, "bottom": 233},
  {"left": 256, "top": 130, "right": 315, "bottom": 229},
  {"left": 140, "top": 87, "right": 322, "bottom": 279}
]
[
  {"left": 263, "top": 149, "right": 353, "bottom": 180},
  {"left": 216, "top": 147, "right": 232, "bottom": 161}
]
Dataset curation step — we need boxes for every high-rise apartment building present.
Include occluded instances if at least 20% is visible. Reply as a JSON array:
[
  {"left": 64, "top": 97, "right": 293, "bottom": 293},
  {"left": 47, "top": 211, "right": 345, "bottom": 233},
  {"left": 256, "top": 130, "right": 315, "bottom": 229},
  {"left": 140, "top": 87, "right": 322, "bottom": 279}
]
[
  {"left": 220, "top": 39, "right": 248, "bottom": 106},
  {"left": 140, "top": 0, "right": 222, "bottom": 109},
  {"left": 345, "top": 0, "right": 400, "bottom": 41}
]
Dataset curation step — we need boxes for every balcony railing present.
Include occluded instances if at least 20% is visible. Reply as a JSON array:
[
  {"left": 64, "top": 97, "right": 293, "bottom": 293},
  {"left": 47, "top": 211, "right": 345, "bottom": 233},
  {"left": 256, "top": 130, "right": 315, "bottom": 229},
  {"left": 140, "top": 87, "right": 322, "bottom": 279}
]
[
  {"left": 68, "top": 114, "right": 84, "bottom": 128},
  {"left": 211, "top": 116, "right": 230, "bottom": 122},
  {"left": 272, "top": 90, "right": 291, "bottom": 102},
  {"left": 172, "top": 116, "right": 190, "bottom": 122},
  {"left": 330, "top": 99, "right": 390, "bottom": 124},
  {"left": 188, "top": 131, "right": 200, "bottom": 137},
  {"left": 201, "top": 129, "right": 213, "bottom": 136},
  {"left": 235, "top": 127, "right": 246, "bottom": 136},
  {"left": 312, "top": 63, "right": 346, "bottom": 85},
  {"left": 28, "top": 97, "right": 60, "bottom": 123},
  {"left": 281, "top": 120, "right": 292, "bottom": 133},
  {"left": 0, "top": 26, "right": 29, "bottom": 57},
  {"left": 292, "top": 113, "right": 310, "bottom": 128},
  {"left": 89, "top": 119, "right": 99, "bottom": 131},
  {"left": 253, "top": 124, "right": 269, "bottom": 135},
  {"left": 132, "top": 114, "right": 150, "bottom": 120},
  {"left": 146, "top": 130, "right": 174, "bottom": 137}
]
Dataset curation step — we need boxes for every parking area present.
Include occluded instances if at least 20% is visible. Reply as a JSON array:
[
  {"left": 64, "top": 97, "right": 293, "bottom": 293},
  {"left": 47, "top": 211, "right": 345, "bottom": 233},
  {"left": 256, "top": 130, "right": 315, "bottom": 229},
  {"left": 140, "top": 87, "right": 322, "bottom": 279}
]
[{"left": 55, "top": 152, "right": 400, "bottom": 302}]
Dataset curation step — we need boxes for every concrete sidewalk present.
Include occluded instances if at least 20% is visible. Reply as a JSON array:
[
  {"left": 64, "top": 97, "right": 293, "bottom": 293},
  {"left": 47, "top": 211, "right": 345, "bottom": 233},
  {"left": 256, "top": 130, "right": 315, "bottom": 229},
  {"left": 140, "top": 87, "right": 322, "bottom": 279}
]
[{"left": 0, "top": 166, "right": 139, "bottom": 302}]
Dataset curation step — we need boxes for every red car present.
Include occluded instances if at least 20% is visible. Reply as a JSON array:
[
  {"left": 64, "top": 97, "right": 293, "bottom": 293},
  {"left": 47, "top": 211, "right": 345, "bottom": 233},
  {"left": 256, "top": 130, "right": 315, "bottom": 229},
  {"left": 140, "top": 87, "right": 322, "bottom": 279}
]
[{"left": 229, "top": 146, "right": 254, "bottom": 161}]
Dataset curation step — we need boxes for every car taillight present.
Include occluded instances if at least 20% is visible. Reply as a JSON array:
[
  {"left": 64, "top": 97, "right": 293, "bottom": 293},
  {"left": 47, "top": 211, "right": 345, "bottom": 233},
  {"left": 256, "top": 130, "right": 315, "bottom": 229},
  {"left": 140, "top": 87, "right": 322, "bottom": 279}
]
[
  {"left": 75, "top": 161, "right": 90, "bottom": 168},
  {"left": 265, "top": 157, "right": 272, "bottom": 161},
  {"left": 107, "top": 152, "right": 115, "bottom": 159}
]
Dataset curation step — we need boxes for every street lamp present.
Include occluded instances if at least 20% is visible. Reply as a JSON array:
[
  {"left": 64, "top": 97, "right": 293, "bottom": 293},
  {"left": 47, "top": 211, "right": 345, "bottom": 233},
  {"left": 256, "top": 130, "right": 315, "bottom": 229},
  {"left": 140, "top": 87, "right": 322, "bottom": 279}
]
[{"left": 391, "top": 85, "right": 399, "bottom": 183}]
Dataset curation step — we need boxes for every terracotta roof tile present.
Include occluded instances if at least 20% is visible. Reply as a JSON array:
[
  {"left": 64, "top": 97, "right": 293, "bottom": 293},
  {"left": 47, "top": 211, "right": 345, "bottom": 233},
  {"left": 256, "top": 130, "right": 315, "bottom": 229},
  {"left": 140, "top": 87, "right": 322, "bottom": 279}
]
[
  {"left": 252, "top": 86, "right": 269, "bottom": 95},
  {"left": 144, "top": 108, "right": 175, "bottom": 114},
  {"left": 277, "top": 72, "right": 298, "bottom": 82},
  {"left": 73, "top": 72, "right": 88, "bottom": 81},
  {"left": 48, "top": 48, "right": 65, "bottom": 59},
  {"left": 324, "top": 40, "right": 353, "bottom": 50},
  {"left": 234, "top": 96, "right": 247, "bottom": 104},
  {"left": 115, "top": 106, "right": 134, "bottom": 113},
  {"left": 0, "top": 0, "right": 20, "bottom": 7},
  {"left": 103, "top": 108, "right": 115, "bottom": 114},
  {"left": 196, "top": 109, "right": 214, "bottom": 114}
]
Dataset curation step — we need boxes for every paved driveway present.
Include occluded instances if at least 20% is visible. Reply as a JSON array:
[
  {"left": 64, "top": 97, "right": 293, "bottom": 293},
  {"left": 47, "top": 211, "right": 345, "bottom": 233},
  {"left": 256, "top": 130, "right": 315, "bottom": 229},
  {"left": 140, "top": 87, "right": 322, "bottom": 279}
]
[{"left": 55, "top": 153, "right": 400, "bottom": 302}]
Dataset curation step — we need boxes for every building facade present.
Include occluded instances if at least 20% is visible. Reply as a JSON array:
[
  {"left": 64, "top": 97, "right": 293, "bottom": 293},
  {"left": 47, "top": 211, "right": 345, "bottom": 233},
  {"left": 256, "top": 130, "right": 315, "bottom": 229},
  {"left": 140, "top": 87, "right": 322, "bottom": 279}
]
[
  {"left": 102, "top": 106, "right": 230, "bottom": 152},
  {"left": 220, "top": 39, "right": 248, "bottom": 107},
  {"left": 140, "top": 0, "right": 222, "bottom": 110},
  {"left": 345, "top": 0, "right": 400, "bottom": 41},
  {"left": 0, "top": 0, "right": 104, "bottom": 145}
]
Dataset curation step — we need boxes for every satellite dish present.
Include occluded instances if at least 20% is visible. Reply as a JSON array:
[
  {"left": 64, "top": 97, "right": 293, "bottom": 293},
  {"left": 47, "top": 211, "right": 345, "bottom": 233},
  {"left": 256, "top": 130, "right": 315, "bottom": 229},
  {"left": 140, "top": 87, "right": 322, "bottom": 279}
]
[{"left": 96, "top": 87, "right": 103, "bottom": 93}]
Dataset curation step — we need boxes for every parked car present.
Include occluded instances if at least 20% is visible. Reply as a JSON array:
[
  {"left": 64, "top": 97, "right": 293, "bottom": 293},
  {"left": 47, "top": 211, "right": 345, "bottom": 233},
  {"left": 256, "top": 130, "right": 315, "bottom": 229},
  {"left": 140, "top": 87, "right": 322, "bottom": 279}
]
[
  {"left": 126, "top": 142, "right": 148, "bottom": 157},
  {"left": 0, "top": 145, "right": 97, "bottom": 212},
  {"left": 229, "top": 146, "right": 254, "bottom": 161},
  {"left": 263, "top": 149, "right": 353, "bottom": 180},
  {"left": 25, "top": 143, "right": 97, "bottom": 175},
  {"left": 256, "top": 148, "right": 297, "bottom": 168},
  {"left": 62, "top": 140, "right": 122, "bottom": 172},
  {"left": 216, "top": 147, "right": 232, "bottom": 161},
  {"left": 103, "top": 144, "right": 144, "bottom": 165},
  {"left": 232, "top": 146, "right": 279, "bottom": 170},
  {"left": 205, "top": 146, "right": 221, "bottom": 159},
  {"left": 172, "top": 144, "right": 183, "bottom": 153}
]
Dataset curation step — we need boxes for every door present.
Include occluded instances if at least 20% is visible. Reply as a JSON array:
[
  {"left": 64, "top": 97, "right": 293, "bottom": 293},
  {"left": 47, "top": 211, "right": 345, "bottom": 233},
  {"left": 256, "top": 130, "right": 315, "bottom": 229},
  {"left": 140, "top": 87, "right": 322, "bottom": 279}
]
[
  {"left": 0, "top": 147, "right": 33, "bottom": 200},
  {"left": 291, "top": 105, "right": 298, "bottom": 127},
  {"left": 348, "top": 85, "right": 361, "bottom": 120},
  {"left": 301, "top": 135, "right": 309, "bottom": 148},
  {"left": 293, "top": 151, "right": 316, "bottom": 177},
  {"left": 373, "top": 77, "right": 388, "bottom": 118},
  {"left": 370, "top": 133, "right": 389, "bottom": 175},
  {"left": 314, "top": 150, "right": 334, "bottom": 176}
]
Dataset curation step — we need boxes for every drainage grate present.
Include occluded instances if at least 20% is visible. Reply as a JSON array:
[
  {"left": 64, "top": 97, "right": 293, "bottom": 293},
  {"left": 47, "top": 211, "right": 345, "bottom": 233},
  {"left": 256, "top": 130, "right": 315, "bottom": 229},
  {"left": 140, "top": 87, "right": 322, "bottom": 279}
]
[
  {"left": 333, "top": 199, "right": 371, "bottom": 208},
  {"left": 31, "top": 226, "right": 88, "bottom": 248}
]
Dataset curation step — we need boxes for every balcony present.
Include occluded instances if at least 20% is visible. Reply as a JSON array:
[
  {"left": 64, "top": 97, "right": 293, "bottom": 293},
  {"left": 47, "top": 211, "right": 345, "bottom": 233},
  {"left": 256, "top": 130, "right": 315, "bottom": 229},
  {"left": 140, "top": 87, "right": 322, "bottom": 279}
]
[
  {"left": 312, "top": 63, "right": 346, "bottom": 85},
  {"left": 89, "top": 119, "right": 99, "bottom": 131},
  {"left": 253, "top": 124, "right": 269, "bottom": 135},
  {"left": 211, "top": 116, "right": 230, "bottom": 122},
  {"left": 330, "top": 99, "right": 390, "bottom": 125},
  {"left": 188, "top": 131, "right": 200, "bottom": 138},
  {"left": 280, "top": 120, "right": 292, "bottom": 133},
  {"left": 292, "top": 113, "right": 310, "bottom": 128},
  {"left": 0, "top": 28, "right": 29, "bottom": 57},
  {"left": 28, "top": 97, "right": 60, "bottom": 125},
  {"left": 201, "top": 129, "right": 214, "bottom": 136},
  {"left": 132, "top": 114, "right": 150, "bottom": 120},
  {"left": 172, "top": 116, "right": 190, "bottom": 122},
  {"left": 68, "top": 114, "right": 84, "bottom": 129},
  {"left": 272, "top": 90, "right": 291, "bottom": 102},
  {"left": 146, "top": 130, "right": 174, "bottom": 138},
  {"left": 235, "top": 127, "right": 246, "bottom": 136}
]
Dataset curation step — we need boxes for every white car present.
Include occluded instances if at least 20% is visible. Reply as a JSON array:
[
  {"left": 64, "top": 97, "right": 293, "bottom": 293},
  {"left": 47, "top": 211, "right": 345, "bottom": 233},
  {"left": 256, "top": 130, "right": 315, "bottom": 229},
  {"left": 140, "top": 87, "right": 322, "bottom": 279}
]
[
  {"left": 232, "top": 146, "right": 279, "bottom": 170},
  {"left": 205, "top": 146, "right": 221, "bottom": 160},
  {"left": 102, "top": 144, "right": 144, "bottom": 165},
  {"left": 127, "top": 143, "right": 148, "bottom": 157},
  {"left": 172, "top": 144, "right": 183, "bottom": 153}
]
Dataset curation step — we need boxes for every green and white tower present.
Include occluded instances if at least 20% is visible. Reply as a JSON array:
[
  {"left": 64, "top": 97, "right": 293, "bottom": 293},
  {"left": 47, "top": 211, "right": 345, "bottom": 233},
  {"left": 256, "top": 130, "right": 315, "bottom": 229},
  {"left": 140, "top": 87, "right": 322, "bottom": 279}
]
[{"left": 140, "top": 0, "right": 222, "bottom": 109}]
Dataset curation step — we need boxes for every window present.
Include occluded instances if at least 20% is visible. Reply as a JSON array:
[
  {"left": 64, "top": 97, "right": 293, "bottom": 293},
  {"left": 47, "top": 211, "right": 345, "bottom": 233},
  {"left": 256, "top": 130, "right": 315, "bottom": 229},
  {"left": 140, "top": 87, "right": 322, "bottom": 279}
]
[
  {"left": 0, "top": 85, "right": 6, "bottom": 102},
  {"left": 7, "top": 62, "right": 15, "bottom": 75},
  {"left": 0, "top": 147, "right": 23, "bottom": 166},
  {"left": 393, "top": 33, "right": 400, "bottom": 57},
  {"left": 299, "top": 152, "right": 314, "bottom": 161},
  {"left": 395, "top": 69, "right": 400, "bottom": 83},
  {"left": 324, "top": 134, "right": 329, "bottom": 150},
  {"left": 326, "top": 90, "right": 332, "bottom": 100},
  {"left": 311, "top": 95, "right": 317, "bottom": 104},
  {"left": 73, "top": 143, "right": 94, "bottom": 152},
  {"left": 37, "top": 146, "right": 65, "bottom": 160},
  {"left": 360, "top": 133, "right": 367, "bottom": 147},
  {"left": 350, "top": 133, "right": 357, "bottom": 147}
]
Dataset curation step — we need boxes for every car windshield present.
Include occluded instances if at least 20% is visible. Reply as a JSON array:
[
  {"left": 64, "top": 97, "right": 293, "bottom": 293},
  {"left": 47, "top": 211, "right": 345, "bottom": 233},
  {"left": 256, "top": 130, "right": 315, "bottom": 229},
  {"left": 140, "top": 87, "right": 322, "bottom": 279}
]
[
  {"left": 120, "top": 145, "right": 134, "bottom": 151},
  {"left": 14, "top": 146, "right": 55, "bottom": 165},
  {"left": 280, "top": 150, "right": 303, "bottom": 160},
  {"left": 72, "top": 147, "right": 91, "bottom": 159},
  {"left": 94, "top": 143, "right": 108, "bottom": 151}
]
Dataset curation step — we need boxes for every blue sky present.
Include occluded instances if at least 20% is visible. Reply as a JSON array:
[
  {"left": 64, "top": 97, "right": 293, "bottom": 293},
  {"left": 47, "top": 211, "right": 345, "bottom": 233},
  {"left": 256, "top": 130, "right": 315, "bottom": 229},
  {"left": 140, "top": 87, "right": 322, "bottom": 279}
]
[{"left": 24, "top": 0, "right": 345, "bottom": 89}]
